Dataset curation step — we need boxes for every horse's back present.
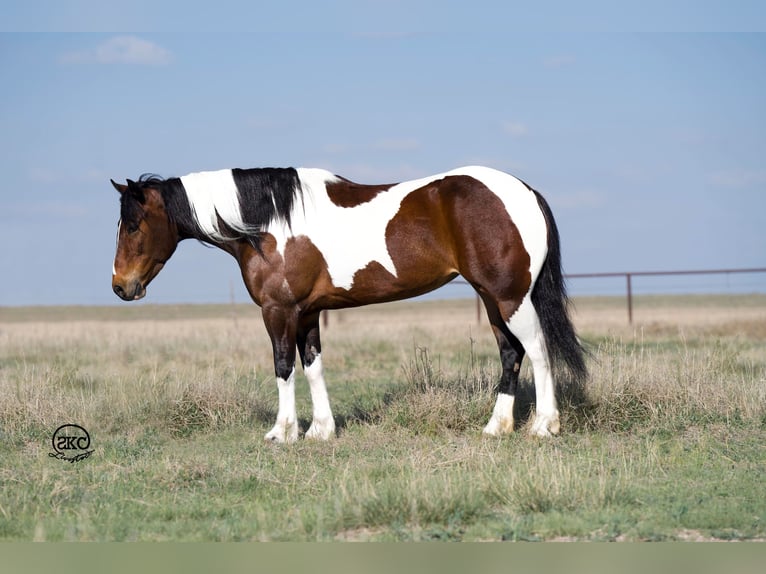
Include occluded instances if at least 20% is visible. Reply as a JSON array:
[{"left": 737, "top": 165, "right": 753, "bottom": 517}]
[{"left": 266, "top": 166, "right": 549, "bottom": 304}]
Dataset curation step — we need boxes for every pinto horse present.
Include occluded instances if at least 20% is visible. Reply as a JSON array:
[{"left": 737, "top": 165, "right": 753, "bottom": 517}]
[{"left": 110, "top": 166, "right": 586, "bottom": 442}]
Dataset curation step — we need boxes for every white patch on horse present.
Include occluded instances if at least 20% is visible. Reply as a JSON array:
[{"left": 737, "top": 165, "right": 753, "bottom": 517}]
[
  {"left": 264, "top": 367, "right": 298, "bottom": 443},
  {"left": 304, "top": 353, "right": 335, "bottom": 440},
  {"left": 483, "top": 392, "right": 515, "bottom": 436},
  {"left": 267, "top": 168, "right": 402, "bottom": 289},
  {"left": 180, "top": 169, "right": 254, "bottom": 241},
  {"left": 508, "top": 294, "right": 560, "bottom": 436}
]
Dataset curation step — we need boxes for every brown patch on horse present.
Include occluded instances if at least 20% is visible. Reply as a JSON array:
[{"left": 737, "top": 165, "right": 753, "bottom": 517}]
[
  {"left": 347, "top": 260, "right": 454, "bottom": 304},
  {"left": 232, "top": 233, "right": 289, "bottom": 306},
  {"left": 325, "top": 177, "right": 393, "bottom": 208},
  {"left": 238, "top": 176, "right": 532, "bottom": 321},
  {"left": 282, "top": 236, "right": 336, "bottom": 305},
  {"left": 281, "top": 237, "right": 415, "bottom": 309},
  {"left": 383, "top": 175, "right": 532, "bottom": 322}
]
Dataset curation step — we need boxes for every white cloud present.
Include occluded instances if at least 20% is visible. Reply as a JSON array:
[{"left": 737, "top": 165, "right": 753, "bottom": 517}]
[
  {"left": 61, "top": 36, "right": 172, "bottom": 66},
  {"left": 502, "top": 121, "right": 528, "bottom": 137},
  {"left": 96, "top": 36, "right": 173, "bottom": 65}
]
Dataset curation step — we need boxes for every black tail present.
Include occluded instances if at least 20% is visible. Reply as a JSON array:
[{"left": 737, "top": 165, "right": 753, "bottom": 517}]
[{"left": 530, "top": 189, "right": 588, "bottom": 405}]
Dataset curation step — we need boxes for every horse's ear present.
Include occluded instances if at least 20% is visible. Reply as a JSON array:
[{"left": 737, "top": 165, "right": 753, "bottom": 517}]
[
  {"left": 111, "top": 179, "right": 146, "bottom": 203},
  {"left": 126, "top": 178, "right": 146, "bottom": 203},
  {"left": 111, "top": 179, "right": 128, "bottom": 194}
]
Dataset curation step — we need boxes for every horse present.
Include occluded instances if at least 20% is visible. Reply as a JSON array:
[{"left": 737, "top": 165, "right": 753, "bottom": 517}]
[{"left": 109, "top": 165, "right": 586, "bottom": 443}]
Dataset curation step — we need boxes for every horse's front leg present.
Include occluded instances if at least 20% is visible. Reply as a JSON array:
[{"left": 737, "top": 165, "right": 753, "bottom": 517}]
[
  {"left": 298, "top": 312, "right": 336, "bottom": 440},
  {"left": 263, "top": 305, "right": 299, "bottom": 444}
]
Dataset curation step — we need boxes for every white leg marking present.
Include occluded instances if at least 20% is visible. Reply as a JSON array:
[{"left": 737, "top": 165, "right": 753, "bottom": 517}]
[
  {"left": 483, "top": 393, "right": 515, "bottom": 436},
  {"left": 264, "top": 368, "right": 298, "bottom": 444},
  {"left": 508, "top": 296, "right": 560, "bottom": 437},
  {"left": 304, "top": 354, "right": 336, "bottom": 440}
]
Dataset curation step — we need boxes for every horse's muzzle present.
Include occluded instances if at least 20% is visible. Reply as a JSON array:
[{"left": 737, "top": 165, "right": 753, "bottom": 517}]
[{"left": 113, "top": 279, "right": 146, "bottom": 301}]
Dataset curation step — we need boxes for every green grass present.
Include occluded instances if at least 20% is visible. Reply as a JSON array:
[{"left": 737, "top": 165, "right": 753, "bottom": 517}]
[{"left": 1, "top": 296, "right": 765, "bottom": 541}]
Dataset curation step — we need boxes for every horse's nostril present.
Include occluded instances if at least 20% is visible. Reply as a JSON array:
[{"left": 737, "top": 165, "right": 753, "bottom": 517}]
[{"left": 113, "top": 284, "right": 126, "bottom": 299}]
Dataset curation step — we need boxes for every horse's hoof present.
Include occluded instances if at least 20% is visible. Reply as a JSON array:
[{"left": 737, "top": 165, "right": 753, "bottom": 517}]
[
  {"left": 305, "top": 417, "right": 336, "bottom": 440},
  {"left": 264, "top": 423, "right": 298, "bottom": 444},
  {"left": 528, "top": 411, "right": 560, "bottom": 437}
]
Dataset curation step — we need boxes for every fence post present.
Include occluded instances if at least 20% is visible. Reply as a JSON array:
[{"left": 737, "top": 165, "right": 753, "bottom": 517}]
[{"left": 626, "top": 273, "right": 633, "bottom": 324}]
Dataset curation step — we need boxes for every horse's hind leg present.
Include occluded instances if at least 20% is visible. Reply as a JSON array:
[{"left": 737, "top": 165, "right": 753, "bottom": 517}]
[
  {"left": 479, "top": 290, "right": 559, "bottom": 437},
  {"left": 481, "top": 295, "right": 525, "bottom": 436},
  {"left": 507, "top": 295, "right": 559, "bottom": 436}
]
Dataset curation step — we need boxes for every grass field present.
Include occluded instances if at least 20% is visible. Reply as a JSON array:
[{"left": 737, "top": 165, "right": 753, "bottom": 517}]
[{"left": 1, "top": 294, "right": 765, "bottom": 541}]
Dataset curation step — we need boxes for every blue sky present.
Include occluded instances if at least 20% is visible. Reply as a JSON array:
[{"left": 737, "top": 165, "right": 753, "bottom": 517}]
[{"left": 1, "top": 4, "right": 765, "bottom": 305}]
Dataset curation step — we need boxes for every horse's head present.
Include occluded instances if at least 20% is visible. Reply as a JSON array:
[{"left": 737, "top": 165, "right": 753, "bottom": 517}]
[{"left": 110, "top": 178, "right": 178, "bottom": 301}]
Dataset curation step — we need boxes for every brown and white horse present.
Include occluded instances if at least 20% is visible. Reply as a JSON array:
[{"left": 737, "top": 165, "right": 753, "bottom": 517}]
[{"left": 110, "top": 165, "right": 586, "bottom": 442}]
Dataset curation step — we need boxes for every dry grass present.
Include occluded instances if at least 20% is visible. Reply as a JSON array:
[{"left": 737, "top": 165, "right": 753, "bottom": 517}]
[
  {"left": 572, "top": 294, "right": 766, "bottom": 339},
  {"left": 1, "top": 294, "right": 765, "bottom": 541},
  {"left": 2, "top": 295, "right": 764, "bottom": 440}
]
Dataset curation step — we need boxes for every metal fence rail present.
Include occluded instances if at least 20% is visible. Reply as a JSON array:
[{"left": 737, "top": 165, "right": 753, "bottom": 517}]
[
  {"left": 567, "top": 267, "right": 766, "bottom": 323},
  {"left": 454, "top": 267, "right": 766, "bottom": 324},
  {"left": 323, "top": 267, "right": 766, "bottom": 326}
]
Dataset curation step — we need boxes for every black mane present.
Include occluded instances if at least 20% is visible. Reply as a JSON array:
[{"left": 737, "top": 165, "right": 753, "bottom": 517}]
[
  {"left": 120, "top": 168, "right": 303, "bottom": 252},
  {"left": 233, "top": 168, "right": 302, "bottom": 234},
  {"left": 119, "top": 174, "right": 197, "bottom": 238}
]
